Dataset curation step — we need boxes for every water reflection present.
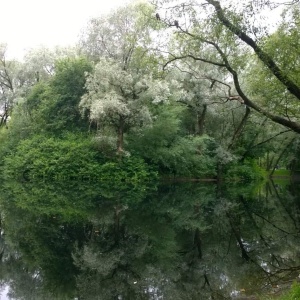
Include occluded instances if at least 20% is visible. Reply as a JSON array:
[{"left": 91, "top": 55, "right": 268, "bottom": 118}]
[{"left": 0, "top": 180, "right": 299, "bottom": 299}]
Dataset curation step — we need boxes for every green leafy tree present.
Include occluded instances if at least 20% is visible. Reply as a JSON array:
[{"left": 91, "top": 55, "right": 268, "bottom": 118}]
[
  {"left": 128, "top": 104, "right": 217, "bottom": 177},
  {"left": 155, "top": 0, "right": 300, "bottom": 134},
  {"left": 6, "top": 57, "right": 92, "bottom": 135},
  {"left": 45, "top": 57, "right": 93, "bottom": 132}
]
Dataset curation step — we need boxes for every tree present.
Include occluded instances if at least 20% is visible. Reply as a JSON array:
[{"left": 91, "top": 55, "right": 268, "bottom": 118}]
[
  {"left": 155, "top": 0, "right": 300, "bottom": 134},
  {"left": 46, "top": 56, "right": 93, "bottom": 132},
  {"left": 11, "top": 56, "right": 93, "bottom": 135},
  {"left": 0, "top": 44, "right": 20, "bottom": 127},
  {"left": 79, "top": 1, "right": 159, "bottom": 71},
  {"left": 79, "top": 60, "right": 158, "bottom": 154},
  {"left": 0, "top": 45, "right": 80, "bottom": 128},
  {"left": 21, "top": 46, "right": 78, "bottom": 84}
]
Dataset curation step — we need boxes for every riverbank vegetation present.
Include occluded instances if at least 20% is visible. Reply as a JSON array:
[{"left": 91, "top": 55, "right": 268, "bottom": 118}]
[{"left": 0, "top": 0, "right": 300, "bottom": 182}]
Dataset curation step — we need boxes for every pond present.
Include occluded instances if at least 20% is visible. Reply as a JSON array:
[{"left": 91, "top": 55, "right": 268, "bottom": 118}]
[{"left": 0, "top": 179, "right": 299, "bottom": 299}]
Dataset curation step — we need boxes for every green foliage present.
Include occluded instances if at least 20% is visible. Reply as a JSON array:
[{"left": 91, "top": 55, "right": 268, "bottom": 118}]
[
  {"left": 95, "top": 156, "right": 158, "bottom": 183},
  {"left": 128, "top": 105, "right": 217, "bottom": 177},
  {"left": 263, "top": 283, "right": 300, "bottom": 300},
  {"left": 262, "top": 7, "right": 300, "bottom": 84},
  {"left": 225, "top": 160, "right": 265, "bottom": 182},
  {"left": 3, "top": 134, "right": 156, "bottom": 183},
  {"left": 0, "top": 127, "right": 17, "bottom": 167},
  {"left": 0, "top": 57, "right": 93, "bottom": 171},
  {"left": 3, "top": 134, "right": 99, "bottom": 180},
  {"left": 25, "top": 82, "right": 49, "bottom": 112},
  {"left": 2, "top": 0, "right": 298, "bottom": 185},
  {"left": 283, "top": 283, "right": 300, "bottom": 300},
  {"left": 44, "top": 57, "right": 93, "bottom": 133},
  {"left": 272, "top": 169, "right": 291, "bottom": 177},
  {"left": 16, "top": 57, "right": 93, "bottom": 136},
  {"left": 1, "top": 177, "right": 300, "bottom": 299},
  {"left": 155, "top": 135, "right": 216, "bottom": 177},
  {"left": 51, "top": 57, "right": 92, "bottom": 96},
  {"left": 2, "top": 2, "right": 300, "bottom": 298}
]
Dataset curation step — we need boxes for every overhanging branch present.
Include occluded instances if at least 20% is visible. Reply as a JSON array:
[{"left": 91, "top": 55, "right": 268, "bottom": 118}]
[
  {"left": 163, "top": 54, "right": 225, "bottom": 70},
  {"left": 206, "top": 0, "right": 300, "bottom": 101}
]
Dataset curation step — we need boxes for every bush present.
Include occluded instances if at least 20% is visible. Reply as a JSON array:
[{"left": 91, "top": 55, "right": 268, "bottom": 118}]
[
  {"left": 3, "top": 134, "right": 156, "bottom": 183},
  {"left": 225, "top": 160, "right": 265, "bottom": 182}
]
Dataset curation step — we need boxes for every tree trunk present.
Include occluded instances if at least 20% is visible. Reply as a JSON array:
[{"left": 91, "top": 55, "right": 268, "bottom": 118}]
[
  {"left": 216, "top": 161, "right": 223, "bottom": 182},
  {"left": 196, "top": 104, "right": 207, "bottom": 135},
  {"left": 266, "top": 151, "right": 275, "bottom": 171},
  {"left": 270, "top": 137, "right": 296, "bottom": 176},
  {"left": 226, "top": 212, "right": 250, "bottom": 261},
  {"left": 114, "top": 205, "right": 121, "bottom": 244},
  {"left": 117, "top": 117, "right": 125, "bottom": 154},
  {"left": 194, "top": 228, "right": 203, "bottom": 259},
  {"left": 228, "top": 106, "right": 251, "bottom": 150}
]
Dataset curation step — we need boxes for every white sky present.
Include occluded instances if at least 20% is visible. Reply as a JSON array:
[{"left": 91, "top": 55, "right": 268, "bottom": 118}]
[
  {"left": 0, "top": 0, "right": 286, "bottom": 61},
  {"left": 0, "top": 0, "right": 127, "bottom": 59}
]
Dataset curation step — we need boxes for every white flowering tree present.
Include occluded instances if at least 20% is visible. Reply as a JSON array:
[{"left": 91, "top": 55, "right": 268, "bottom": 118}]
[{"left": 80, "top": 60, "right": 171, "bottom": 154}]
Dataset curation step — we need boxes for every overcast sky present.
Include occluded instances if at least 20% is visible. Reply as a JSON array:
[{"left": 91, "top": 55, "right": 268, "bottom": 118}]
[{"left": 0, "top": 0, "right": 127, "bottom": 59}]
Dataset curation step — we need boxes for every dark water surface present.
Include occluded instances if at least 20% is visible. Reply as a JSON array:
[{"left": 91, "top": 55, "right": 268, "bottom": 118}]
[{"left": 0, "top": 179, "right": 300, "bottom": 300}]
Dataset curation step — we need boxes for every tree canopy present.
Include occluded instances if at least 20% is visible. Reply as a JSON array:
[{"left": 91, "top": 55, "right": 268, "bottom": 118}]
[{"left": 0, "top": 0, "right": 299, "bottom": 180}]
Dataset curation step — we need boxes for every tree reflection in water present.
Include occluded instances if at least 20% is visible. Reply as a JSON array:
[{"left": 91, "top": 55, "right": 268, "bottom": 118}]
[{"left": 0, "top": 179, "right": 299, "bottom": 299}]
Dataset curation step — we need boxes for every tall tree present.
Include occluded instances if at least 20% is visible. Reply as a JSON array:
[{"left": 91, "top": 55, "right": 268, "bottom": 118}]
[
  {"left": 79, "top": 60, "right": 167, "bottom": 154},
  {"left": 79, "top": 1, "right": 159, "bottom": 72},
  {"left": 155, "top": 0, "right": 300, "bottom": 133}
]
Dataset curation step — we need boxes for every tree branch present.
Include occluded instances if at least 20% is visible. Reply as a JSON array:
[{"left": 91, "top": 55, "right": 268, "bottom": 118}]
[
  {"left": 253, "top": 129, "right": 292, "bottom": 149},
  {"left": 162, "top": 24, "right": 300, "bottom": 133},
  {"left": 206, "top": 0, "right": 300, "bottom": 101},
  {"left": 228, "top": 106, "right": 251, "bottom": 150},
  {"left": 207, "top": 40, "right": 300, "bottom": 133},
  {"left": 163, "top": 54, "right": 225, "bottom": 70}
]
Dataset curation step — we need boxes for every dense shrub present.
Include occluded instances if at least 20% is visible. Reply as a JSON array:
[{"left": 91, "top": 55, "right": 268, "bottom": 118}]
[
  {"left": 225, "top": 160, "right": 265, "bottom": 182},
  {"left": 3, "top": 134, "right": 156, "bottom": 182}
]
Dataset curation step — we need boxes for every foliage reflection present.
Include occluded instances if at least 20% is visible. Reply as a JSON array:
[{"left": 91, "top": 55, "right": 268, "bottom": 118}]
[{"left": 0, "top": 180, "right": 299, "bottom": 299}]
